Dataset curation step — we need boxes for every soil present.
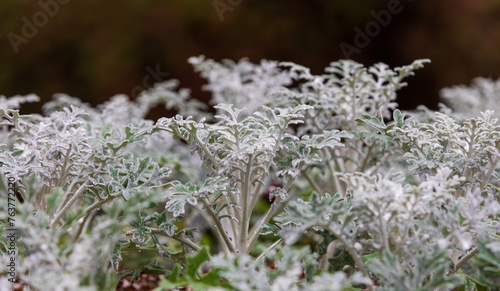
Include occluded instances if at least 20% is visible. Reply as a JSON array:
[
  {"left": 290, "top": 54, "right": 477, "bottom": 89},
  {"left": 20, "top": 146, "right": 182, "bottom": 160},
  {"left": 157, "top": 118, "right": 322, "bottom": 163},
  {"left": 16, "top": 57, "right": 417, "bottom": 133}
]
[
  {"left": 13, "top": 275, "right": 188, "bottom": 291},
  {"left": 116, "top": 274, "right": 192, "bottom": 291},
  {"left": 116, "top": 274, "right": 163, "bottom": 291}
]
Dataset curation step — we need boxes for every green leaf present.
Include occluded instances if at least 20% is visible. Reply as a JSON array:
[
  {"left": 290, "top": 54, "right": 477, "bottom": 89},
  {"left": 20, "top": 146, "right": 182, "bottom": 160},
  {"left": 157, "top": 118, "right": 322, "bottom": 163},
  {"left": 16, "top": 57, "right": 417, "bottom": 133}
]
[
  {"left": 362, "top": 252, "right": 380, "bottom": 263},
  {"left": 46, "top": 187, "right": 63, "bottom": 214},
  {"left": 64, "top": 208, "right": 85, "bottom": 229},
  {"left": 393, "top": 109, "right": 405, "bottom": 127},
  {"left": 304, "top": 259, "right": 317, "bottom": 282},
  {"left": 456, "top": 270, "right": 490, "bottom": 291},
  {"left": 315, "top": 229, "right": 336, "bottom": 257},
  {"left": 186, "top": 246, "right": 210, "bottom": 278},
  {"left": 12, "top": 149, "right": 24, "bottom": 157},
  {"left": 112, "top": 244, "right": 123, "bottom": 271},
  {"left": 155, "top": 247, "right": 230, "bottom": 291},
  {"left": 357, "top": 114, "right": 386, "bottom": 130},
  {"left": 260, "top": 223, "right": 280, "bottom": 236},
  {"left": 169, "top": 263, "right": 182, "bottom": 283}
]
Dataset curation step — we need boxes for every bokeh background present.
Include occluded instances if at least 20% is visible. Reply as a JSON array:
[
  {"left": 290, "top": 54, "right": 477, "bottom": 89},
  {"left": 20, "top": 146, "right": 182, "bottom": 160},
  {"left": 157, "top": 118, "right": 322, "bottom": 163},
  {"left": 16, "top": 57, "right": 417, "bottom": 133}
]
[{"left": 1, "top": 0, "right": 500, "bottom": 116}]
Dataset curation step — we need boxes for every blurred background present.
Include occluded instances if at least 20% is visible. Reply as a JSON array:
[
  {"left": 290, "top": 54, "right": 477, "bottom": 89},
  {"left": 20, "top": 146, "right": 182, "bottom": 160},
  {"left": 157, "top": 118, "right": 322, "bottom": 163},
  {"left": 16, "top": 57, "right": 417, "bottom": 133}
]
[{"left": 1, "top": 0, "right": 500, "bottom": 116}]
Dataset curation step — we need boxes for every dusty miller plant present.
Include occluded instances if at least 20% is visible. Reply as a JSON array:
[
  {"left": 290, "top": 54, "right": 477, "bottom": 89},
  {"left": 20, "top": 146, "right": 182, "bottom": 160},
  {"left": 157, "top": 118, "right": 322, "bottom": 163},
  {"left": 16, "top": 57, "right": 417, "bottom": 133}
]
[{"left": 1, "top": 57, "right": 500, "bottom": 291}]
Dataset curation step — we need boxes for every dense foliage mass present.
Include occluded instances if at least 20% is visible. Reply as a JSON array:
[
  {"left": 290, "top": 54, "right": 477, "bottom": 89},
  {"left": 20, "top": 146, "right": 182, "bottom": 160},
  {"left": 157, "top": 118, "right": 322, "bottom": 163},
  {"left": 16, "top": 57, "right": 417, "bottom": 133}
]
[{"left": 1, "top": 57, "right": 500, "bottom": 290}]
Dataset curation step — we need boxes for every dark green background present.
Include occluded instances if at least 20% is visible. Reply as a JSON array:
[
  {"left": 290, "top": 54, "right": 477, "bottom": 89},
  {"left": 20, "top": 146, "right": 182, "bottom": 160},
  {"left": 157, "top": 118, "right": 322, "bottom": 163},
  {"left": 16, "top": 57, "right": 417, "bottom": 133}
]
[{"left": 1, "top": 0, "right": 500, "bottom": 116}]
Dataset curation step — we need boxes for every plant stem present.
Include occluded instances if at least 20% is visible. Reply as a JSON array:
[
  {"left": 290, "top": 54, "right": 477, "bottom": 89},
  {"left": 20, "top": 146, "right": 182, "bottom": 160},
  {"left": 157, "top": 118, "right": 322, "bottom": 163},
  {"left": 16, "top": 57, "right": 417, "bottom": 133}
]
[
  {"left": 239, "top": 154, "right": 253, "bottom": 253},
  {"left": 51, "top": 162, "right": 105, "bottom": 227},
  {"left": 194, "top": 203, "right": 230, "bottom": 254},
  {"left": 57, "top": 176, "right": 80, "bottom": 213},
  {"left": 222, "top": 195, "right": 239, "bottom": 245},
  {"left": 480, "top": 157, "right": 499, "bottom": 190},
  {"left": 200, "top": 198, "right": 235, "bottom": 253},
  {"left": 377, "top": 204, "right": 392, "bottom": 256},
  {"left": 57, "top": 145, "right": 72, "bottom": 188},
  {"left": 82, "top": 194, "right": 115, "bottom": 215},
  {"left": 246, "top": 179, "right": 294, "bottom": 252},
  {"left": 57, "top": 193, "right": 117, "bottom": 235},
  {"left": 151, "top": 228, "right": 202, "bottom": 252},
  {"left": 72, "top": 208, "right": 97, "bottom": 242},
  {"left": 51, "top": 179, "right": 91, "bottom": 227},
  {"left": 303, "top": 170, "right": 323, "bottom": 195},
  {"left": 252, "top": 238, "right": 284, "bottom": 266},
  {"left": 193, "top": 129, "right": 219, "bottom": 171},
  {"left": 327, "top": 226, "right": 374, "bottom": 291},
  {"left": 452, "top": 246, "right": 479, "bottom": 273},
  {"left": 359, "top": 143, "right": 374, "bottom": 172},
  {"left": 248, "top": 180, "right": 264, "bottom": 215},
  {"left": 327, "top": 159, "right": 343, "bottom": 195}
]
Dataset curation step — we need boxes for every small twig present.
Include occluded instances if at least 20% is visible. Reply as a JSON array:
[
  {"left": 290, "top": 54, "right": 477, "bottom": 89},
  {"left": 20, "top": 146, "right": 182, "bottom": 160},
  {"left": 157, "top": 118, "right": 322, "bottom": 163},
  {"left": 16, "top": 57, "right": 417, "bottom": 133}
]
[
  {"left": 479, "top": 157, "right": 499, "bottom": 190},
  {"left": 359, "top": 143, "right": 374, "bottom": 173},
  {"left": 72, "top": 208, "right": 97, "bottom": 242},
  {"left": 193, "top": 130, "right": 219, "bottom": 171},
  {"left": 200, "top": 198, "right": 236, "bottom": 253},
  {"left": 252, "top": 238, "right": 284, "bottom": 266},
  {"left": 453, "top": 247, "right": 479, "bottom": 274},
  {"left": 51, "top": 163, "right": 105, "bottom": 228},
  {"left": 327, "top": 226, "right": 374, "bottom": 291},
  {"left": 246, "top": 179, "right": 294, "bottom": 252},
  {"left": 57, "top": 145, "right": 72, "bottom": 188},
  {"left": 51, "top": 179, "right": 91, "bottom": 227},
  {"left": 151, "top": 228, "right": 202, "bottom": 252},
  {"left": 55, "top": 175, "right": 80, "bottom": 215},
  {"left": 194, "top": 203, "right": 230, "bottom": 254},
  {"left": 303, "top": 170, "right": 323, "bottom": 195}
]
